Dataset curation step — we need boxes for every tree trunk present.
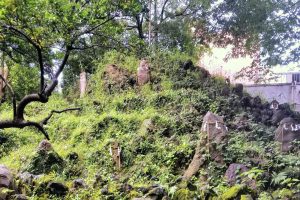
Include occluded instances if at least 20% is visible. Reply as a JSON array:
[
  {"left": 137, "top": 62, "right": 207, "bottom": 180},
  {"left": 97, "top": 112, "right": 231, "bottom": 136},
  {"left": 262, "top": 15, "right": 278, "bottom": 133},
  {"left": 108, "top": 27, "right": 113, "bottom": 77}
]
[
  {"left": 79, "top": 70, "right": 87, "bottom": 98},
  {"left": 153, "top": 0, "right": 158, "bottom": 46},
  {"left": 0, "top": 54, "right": 9, "bottom": 100},
  {"left": 148, "top": 0, "right": 152, "bottom": 45}
]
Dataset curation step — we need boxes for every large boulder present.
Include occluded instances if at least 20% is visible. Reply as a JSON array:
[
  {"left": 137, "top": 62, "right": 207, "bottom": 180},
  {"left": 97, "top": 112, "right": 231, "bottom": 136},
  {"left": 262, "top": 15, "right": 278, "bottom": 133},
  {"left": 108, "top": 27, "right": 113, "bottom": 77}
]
[
  {"left": 144, "top": 186, "right": 166, "bottom": 200},
  {"left": 0, "top": 166, "right": 32, "bottom": 200},
  {"left": 225, "top": 164, "right": 248, "bottom": 185},
  {"left": 275, "top": 117, "right": 300, "bottom": 152},
  {"left": 47, "top": 181, "right": 68, "bottom": 196},
  {"left": 137, "top": 59, "right": 151, "bottom": 86},
  {"left": 18, "top": 172, "right": 42, "bottom": 189},
  {"left": 231, "top": 114, "right": 251, "bottom": 131},
  {"left": 180, "top": 60, "right": 195, "bottom": 70},
  {"left": 224, "top": 163, "right": 256, "bottom": 190},
  {"left": 271, "top": 109, "right": 290, "bottom": 125},
  {"left": 0, "top": 165, "right": 13, "bottom": 188},
  {"left": 0, "top": 165, "right": 16, "bottom": 199},
  {"left": 232, "top": 83, "right": 243, "bottom": 97},
  {"left": 250, "top": 96, "right": 262, "bottom": 108}
]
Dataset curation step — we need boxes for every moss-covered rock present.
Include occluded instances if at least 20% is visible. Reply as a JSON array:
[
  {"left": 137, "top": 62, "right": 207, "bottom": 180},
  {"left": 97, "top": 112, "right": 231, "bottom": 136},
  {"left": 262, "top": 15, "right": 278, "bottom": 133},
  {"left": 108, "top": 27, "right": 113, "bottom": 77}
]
[
  {"left": 25, "top": 149, "right": 64, "bottom": 175},
  {"left": 240, "top": 194, "right": 253, "bottom": 200},
  {"left": 272, "top": 188, "right": 294, "bottom": 199},
  {"left": 173, "top": 188, "right": 195, "bottom": 200},
  {"left": 221, "top": 184, "right": 253, "bottom": 200}
]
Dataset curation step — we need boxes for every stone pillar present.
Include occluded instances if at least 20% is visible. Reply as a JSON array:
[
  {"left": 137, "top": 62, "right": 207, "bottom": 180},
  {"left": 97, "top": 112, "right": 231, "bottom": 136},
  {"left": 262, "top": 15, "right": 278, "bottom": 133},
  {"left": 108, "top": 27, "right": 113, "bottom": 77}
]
[
  {"left": 110, "top": 142, "right": 121, "bottom": 169},
  {"left": 137, "top": 59, "right": 150, "bottom": 86},
  {"left": 79, "top": 70, "right": 87, "bottom": 98}
]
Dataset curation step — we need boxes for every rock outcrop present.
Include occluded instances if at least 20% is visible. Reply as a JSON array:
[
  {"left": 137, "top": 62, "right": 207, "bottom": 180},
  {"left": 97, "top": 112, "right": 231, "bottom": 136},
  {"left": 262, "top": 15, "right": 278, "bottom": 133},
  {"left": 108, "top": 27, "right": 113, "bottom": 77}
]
[
  {"left": 0, "top": 165, "right": 13, "bottom": 199},
  {"left": 103, "top": 64, "right": 135, "bottom": 92}
]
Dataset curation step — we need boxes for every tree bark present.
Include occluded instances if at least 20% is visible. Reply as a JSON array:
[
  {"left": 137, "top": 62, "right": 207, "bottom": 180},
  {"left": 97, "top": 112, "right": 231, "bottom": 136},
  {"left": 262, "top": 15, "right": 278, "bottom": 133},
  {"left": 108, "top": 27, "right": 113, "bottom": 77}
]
[
  {"left": 0, "top": 54, "right": 9, "bottom": 100},
  {"left": 0, "top": 15, "right": 113, "bottom": 139}
]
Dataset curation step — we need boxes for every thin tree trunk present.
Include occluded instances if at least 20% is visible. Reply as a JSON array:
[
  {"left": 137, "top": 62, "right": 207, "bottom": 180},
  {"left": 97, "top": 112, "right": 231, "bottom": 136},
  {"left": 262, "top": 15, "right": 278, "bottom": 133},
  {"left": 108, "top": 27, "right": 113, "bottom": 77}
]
[
  {"left": 148, "top": 0, "right": 152, "bottom": 46},
  {"left": 153, "top": 0, "right": 158, "bottom": 46}
]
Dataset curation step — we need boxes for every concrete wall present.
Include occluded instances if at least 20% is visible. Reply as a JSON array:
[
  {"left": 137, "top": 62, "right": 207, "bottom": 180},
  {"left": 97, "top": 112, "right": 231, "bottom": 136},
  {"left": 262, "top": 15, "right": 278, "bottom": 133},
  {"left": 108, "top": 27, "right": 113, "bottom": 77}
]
[{"left": 244, "top": 83, "right": 300, "bottom": 111}]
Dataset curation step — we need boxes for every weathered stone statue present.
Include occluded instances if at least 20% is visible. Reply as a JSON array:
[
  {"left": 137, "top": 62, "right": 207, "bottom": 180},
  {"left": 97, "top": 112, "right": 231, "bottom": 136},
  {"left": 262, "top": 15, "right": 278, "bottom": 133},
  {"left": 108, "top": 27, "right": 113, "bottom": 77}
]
[
  {"left": 183, "top": 112, "right": 228, "bottom": 180},
  {"left": 270, "top": 99, "right": 279, "bottom": 110},
  {"left": 137, "top": 59, "right": 150, "bottom": 86},
  {"left": 275, "top": 117, "right": 300, "bottom": 152}
]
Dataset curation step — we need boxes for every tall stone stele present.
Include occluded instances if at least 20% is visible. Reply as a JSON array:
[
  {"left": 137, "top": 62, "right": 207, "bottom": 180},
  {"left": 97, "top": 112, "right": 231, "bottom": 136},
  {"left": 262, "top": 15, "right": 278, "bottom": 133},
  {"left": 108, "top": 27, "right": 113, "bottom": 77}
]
[
  {"left": 275, "top": 117, "right": 300, "bottom": 152},
  {"left": 183, "top": 111, "right": 228, "bottom": 180},
  {"left": 79, "top": 70, "right": 87, "bottom": 98},
  {"left": 137, "top": 58, "right": 150, "bottom": 86}
]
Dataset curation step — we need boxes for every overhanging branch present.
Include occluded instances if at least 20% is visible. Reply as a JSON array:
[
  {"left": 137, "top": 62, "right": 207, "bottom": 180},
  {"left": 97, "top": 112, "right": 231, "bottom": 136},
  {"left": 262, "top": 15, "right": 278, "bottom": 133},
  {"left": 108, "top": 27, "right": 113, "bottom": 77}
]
[
  {"left": 41, "top": 107, "right": 81, "bottom": 125},
  {"left": 0, "top": 120, "right": 49, "bottom": 140}
]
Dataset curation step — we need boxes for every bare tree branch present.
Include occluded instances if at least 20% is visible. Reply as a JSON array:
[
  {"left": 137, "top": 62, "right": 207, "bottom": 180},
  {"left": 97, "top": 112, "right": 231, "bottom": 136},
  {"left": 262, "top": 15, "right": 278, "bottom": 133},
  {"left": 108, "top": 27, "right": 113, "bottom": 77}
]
[
  {"left": 41, "top": 107, "right": 81, "bottom": 125},
  {"left": 0, "top": 120, "right": 49, "bottom": 140},
  {"left": 77, "top": 16, "right": 115, "bottom": 37},
  {"left": 0, "top": 15, "right": 116, "bottom": 140},
  {"left": 160, "top": 0, "right": 170, "bottom": 22}
]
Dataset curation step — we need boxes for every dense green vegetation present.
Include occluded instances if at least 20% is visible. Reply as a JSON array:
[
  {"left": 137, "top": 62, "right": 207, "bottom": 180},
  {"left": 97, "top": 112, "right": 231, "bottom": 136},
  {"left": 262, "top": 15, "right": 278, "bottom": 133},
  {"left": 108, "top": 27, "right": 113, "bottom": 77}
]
[
  {"left": 0, "top": 51, "right": 300, "bottom": 199},
  {"left": 0, "top": 0, "right": 299, "bottom": 199}
]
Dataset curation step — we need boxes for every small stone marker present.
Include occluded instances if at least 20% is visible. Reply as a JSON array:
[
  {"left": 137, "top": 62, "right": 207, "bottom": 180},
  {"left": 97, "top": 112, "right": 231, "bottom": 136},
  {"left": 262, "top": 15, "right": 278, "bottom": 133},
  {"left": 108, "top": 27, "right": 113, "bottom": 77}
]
[
  {"left": 201, "top": 111, "right": 228, "bottom": 157},
  {"left": 110, "top": 142, "right": 122, "bottom": 169},
  {"left": 270, "top": 99, "right": 279, "bottom": 110},
  {"left": 38, "top": 139, "right": 53, "bottom": 152}
]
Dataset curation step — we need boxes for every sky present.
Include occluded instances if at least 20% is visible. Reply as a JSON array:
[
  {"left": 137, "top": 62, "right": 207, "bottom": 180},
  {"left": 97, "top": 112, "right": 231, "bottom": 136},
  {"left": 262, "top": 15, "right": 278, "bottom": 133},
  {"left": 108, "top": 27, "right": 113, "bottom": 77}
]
[{"left": 200, "top": 45, "right": 300, "bottom": 85}]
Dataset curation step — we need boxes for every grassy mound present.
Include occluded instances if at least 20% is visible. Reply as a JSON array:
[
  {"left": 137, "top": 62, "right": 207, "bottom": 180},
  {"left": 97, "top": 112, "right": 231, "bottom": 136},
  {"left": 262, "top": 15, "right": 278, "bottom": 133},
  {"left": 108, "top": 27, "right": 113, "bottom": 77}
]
[{"left": 0, "top": 52, "right": 300, "bottom": 199}]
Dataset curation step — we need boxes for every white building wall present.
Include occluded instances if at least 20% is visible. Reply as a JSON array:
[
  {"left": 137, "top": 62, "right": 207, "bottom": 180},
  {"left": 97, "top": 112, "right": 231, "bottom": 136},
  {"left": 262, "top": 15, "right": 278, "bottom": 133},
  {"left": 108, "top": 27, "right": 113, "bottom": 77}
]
[{"left": 244, "top": 83, "right": 300, "bottom": 111}]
